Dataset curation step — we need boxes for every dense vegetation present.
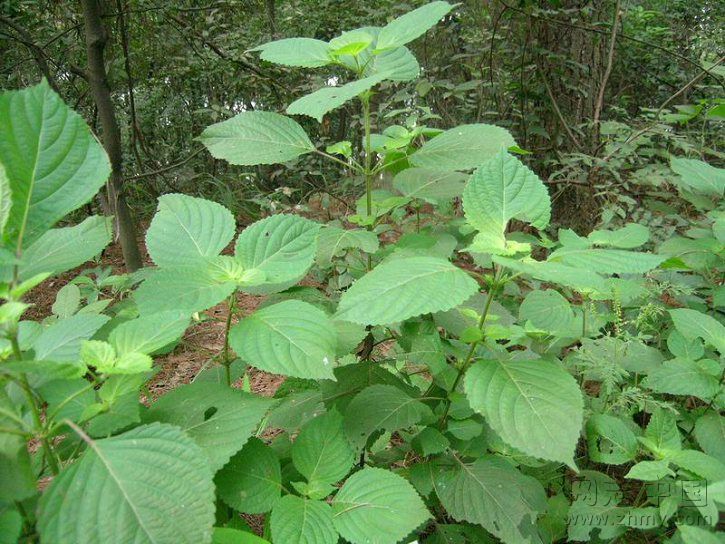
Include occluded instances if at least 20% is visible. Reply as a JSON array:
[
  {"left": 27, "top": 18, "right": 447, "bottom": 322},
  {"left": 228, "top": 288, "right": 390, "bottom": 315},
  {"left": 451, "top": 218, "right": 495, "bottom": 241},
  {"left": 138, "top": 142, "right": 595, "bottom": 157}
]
[{"left": 0, "top": 1, "right": 723, "bottom": 543}]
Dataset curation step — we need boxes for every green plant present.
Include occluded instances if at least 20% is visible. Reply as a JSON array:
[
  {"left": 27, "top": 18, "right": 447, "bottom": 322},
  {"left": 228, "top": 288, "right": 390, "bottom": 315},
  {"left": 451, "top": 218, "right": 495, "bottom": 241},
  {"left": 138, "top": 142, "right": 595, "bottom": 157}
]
[{"left": 1, "top": 3, "right": 724, "bottom": 544}]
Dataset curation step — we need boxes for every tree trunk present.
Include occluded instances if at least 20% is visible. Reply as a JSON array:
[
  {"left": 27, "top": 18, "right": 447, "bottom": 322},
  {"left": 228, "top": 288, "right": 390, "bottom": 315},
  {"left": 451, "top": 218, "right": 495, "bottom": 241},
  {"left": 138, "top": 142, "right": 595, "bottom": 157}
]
[
  {"left": 81, "top": 0, "right": 143, "bottom": 271},
  {"left": 532, "top": 0, "right": 614, "bottom": 232}
]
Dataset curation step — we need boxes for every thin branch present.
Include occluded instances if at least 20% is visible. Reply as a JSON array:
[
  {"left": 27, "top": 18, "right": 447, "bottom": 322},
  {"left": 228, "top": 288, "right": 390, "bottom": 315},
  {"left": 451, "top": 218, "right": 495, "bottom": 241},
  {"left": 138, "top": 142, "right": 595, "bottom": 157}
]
[
  {"left": 592, "top": 0, "right": 622, "bottom": 145},
  {"left": 125, "top": 147, "right": 205, "bottom": 181},
  {"left": 116, "top": 0, "right": 144, "bottom": 165},
  {"left": 165, "top": 12, "right": 287, "bottom": 99},
  {"left": 536, "top": 64, "right": 583, "bottom": 150},
  {"left": 0, "top": 15, "right": 60, "bottom": 91},
  {"left": 314, "top": 149, "right": 363, "bottom": 173}
]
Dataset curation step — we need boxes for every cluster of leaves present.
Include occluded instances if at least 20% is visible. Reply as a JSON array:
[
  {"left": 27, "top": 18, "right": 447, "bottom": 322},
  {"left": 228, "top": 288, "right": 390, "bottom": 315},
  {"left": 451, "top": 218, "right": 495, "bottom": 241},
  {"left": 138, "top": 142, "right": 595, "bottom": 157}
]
[{"left": 1, "top": 3, "right": 724, "bottom": 544}]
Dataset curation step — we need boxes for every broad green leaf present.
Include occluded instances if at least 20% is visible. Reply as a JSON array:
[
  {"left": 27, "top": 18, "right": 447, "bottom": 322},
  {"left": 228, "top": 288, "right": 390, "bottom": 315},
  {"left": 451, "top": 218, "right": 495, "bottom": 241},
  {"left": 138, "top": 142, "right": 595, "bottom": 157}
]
[
  {"left": 435, "top": 457, "right": 545, "bottom": 544},
  {"left": 642, "top": 358, "right": 720, "bottom": 400},
  {"left": 677, "top": 524, "right": 723, "bottom": 544},
  {"left": 34, "top": 314, "right": 110, "bottom": 363},
  {"left": 567, "top": 472, "right": 626, "bottom": 541},
  {"left": 326, "top": 140, "right": 352, "bottom": 157},
  {"left": 199, "top": 111, "right": 314, "bottom": 166},
  {"left": 0, "top": 508, "right": 22, "bottom": 544},
  {"left": 625, "top": 460, "right": 674, "bottom": 481},
  {"left": 434, "top": 291, "right": 515, "bottom": 337},
  {"left": 666, "top": 449, "right": 725, "bottom": 481},
  {"left": 586, "top": 414, "right": 638, "bottom": 465},
  {"left": 216, "top": 438, "right": 281, "bottom": 514},
  {"left": 393, "top": 168, "right": 468, "bottom": 204},
  {"left": 87, "top": 374, "right": 147, "bottom": 438},
  {"left": 251, "top": 38, "right": 332, "bottom": 68},
  {"left": 144, "top": 382, "right": 273, "bottom": 471},
  {"left": 316, "top": 226, "right": 379, "bottom": 266},
  {"left": 375, "top": 1, "right": 453, "bottom": 51},
  {"left": 492, "top": 256, "right": 608, "bottom": 294},
  {"left": 37, "top": 423, "right": 215, "bottom": 544},
  {"left": 410, "top": 124, "right": 516, "bottom": 171},
  {"left": 52, "top": 283, "right": 80, "bottom": 318},
  {"left": 212, "top": 528, "right": 270, "bottom": 544},
  {"left": 559, "top": 228, "right": 589, "bottom": 248},
  {"left": 134, "top": 264, "right": 236, "bottom": 315},
  {"left": 335, "top": 256, "right": 478, "bottom": 326},
  {"left": 113, "top": 352, "right": 152, "bottom": 374},
  {"left": 336, "top": 27, "right": 419, "bottom": 81},
  {"left": 412, "top": 426, "right": 450, "bottom": 456},
  {"left": 320, "top": 361, "right": 419, "bottom": 413},
  {"left": 266, "top": 389, "right": 325, "bottom": 432},
  {"left": 235, "top": 214, "right": 320, "bottom": 294},
  {"left": 670, "top": 157, "right": 725, "bottom": 197},
  {"left": 343, "top": 384, "right": 433, "bottom": 449},
  {"left": 588, "top": 223, "right": 649, "bottom": 248},
  {"left": 547, "top": 247, "right": 665, "bottom": 274},
  {"left": 146, "top": 194, "right": 235, "bottom": 267},
  {"left": 463, "top": 150, "right": 550, "bottom": 255},
  {"left": 287, "top": 73, "right": 388, "bottom": 122},
  {"left": 0, "top": 162, "right": 10, "bottom": 238},
  {"left": 0, "top": 80, "right": 110, "bottom": 250},
  {"left": 271, "top": 496, "right": 337, "bottom": 544},
  {"left": 81, "top": 341, "right": 150, "bottom": 375},
  {"left": 366, "top": 45, "right": 419, "bottom": 81},
  {"left": 1, "top": 359, "right": 85, "bottom": 382},
  {"left": 0, "top": 390, "right": 35, "bottom": 501},
  {"left": 329, "top": 30, "right": 374, "bottom": 56},
  {"left": 334, "top": 319, "right": 367, "bottom": 357},
  {"left": 668, "top": 330, "right": 705, "bottom": 360},
  {"left": 230, "top": 300, "right": 337, "bottom": 380},
  {"left": 9, "top": 215, "right": 112, "bottom": 281},
  {"left": 519, "top": 289, "right": 575, "bottom": 334},
  {"left": 0, "top": 435, "right": 35, "bottom": 502},
  {"left": 292, "top": 410, "right": 355, "bottom": 485},
  {"left": 621, "top": 509, "right": 664, "bottom": 531},
  {"left": 80, "top": 340, "right": 116, "bottom": 371},
  {"left": 332, "top": 467, "right": 430, "bottom": 544},
  {"left": 643, "top": 408, "right": 681, "bottom": 453},
  {"left": 658, "top": 235, "right": 720, "bottom": 271},
  {"left": 669, "top": 308, "right": 725, "bottom": 354},
  {"left": 465, "top": 358, "right": 583, "bottom": 468},
  {"left": 109, "top": 311, "right": 191, "bottom": 355},
  {"left": 694, "top": 412, "right": 725, "bottom": 463}
]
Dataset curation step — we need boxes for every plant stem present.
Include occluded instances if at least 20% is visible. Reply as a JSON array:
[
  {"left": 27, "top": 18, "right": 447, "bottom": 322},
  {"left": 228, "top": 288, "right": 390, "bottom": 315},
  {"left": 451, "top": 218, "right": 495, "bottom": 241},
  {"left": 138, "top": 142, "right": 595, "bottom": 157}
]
[
  {"left": 222, "top": 291, "right": 237, "bottom": 387},
  {"left": 314, "top": 149, "right": 363, "bottom": 173},
  {"left": 361, "top": 93, "right": 373, "bottom": 270},
  {"left": 581, "top": 296, "right": 588, "bottom": 338},
  {"left": 9, "top": 328, "right": 61, "bottom": 474},
  {"left": 439, "top": 267, "right": 501, "bottom": 428},
  {"left": 362, "top": 97, "right": 372, "bottom": 219}
]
